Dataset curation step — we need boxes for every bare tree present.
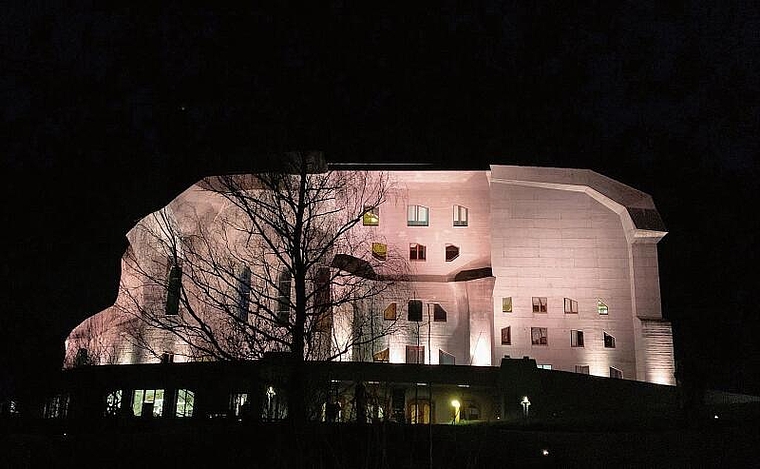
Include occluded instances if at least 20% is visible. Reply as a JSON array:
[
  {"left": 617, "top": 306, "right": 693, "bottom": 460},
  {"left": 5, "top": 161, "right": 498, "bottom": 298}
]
[{"left": 119, "top": 152, "right": 407, "bottom": 420}]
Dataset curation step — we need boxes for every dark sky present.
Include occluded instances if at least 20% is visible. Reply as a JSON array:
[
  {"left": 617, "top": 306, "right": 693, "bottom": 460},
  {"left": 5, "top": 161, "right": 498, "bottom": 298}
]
[{"left": 2, "top": 3, "right": 758, "bottom": 397}]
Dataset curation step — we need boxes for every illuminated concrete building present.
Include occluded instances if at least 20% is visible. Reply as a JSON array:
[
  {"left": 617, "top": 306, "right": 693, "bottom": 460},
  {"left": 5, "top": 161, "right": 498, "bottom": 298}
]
[{"left": 65, "top": 165, "right": 675, "bottom": 385}]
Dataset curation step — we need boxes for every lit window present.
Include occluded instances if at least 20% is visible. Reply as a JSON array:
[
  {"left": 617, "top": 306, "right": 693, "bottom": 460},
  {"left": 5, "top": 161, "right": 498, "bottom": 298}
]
[
  {"left": 384, "top": 303, "right": 397, "bottom": 320},
  {"left": 603, "top": 332, "right": 616, "bottom": 348},
  {"left": 575, "top": 365, "right": 590, "bottom": 375},
  {"left": 175, "top": 389, "right": 194, "bottom": 418},
  {"left": 132, "top": 389, "right": 164, "bottom": 417},
  {"left": 408, "top": 399, "right": 431, "bottom": 424},
  {"left": 502, "top": 297, "right": 513, "bottom": 313},
  {"left": 439, "top": 349, "right": 456, "bottom": 365},
  {"left": 104, "top": 390, "right": 122, "bottom": 416},
  {"left": 407, "top": 205, "right": 429, "bottom": 226},
  {"left": 433, "top": 304, "right": 447, "bottom": 322},
  {"left": 409, "top": 243, "right": 426, "bottom": 261},
  {"left": 229, "top": 393, "right": 248, "bottom": 417},
  {"left": 372, "top": 242, "right": 387, "bottom": 261},
  {"left": 166, "top": 262, "right": 182, "bottom": 316},
  {"left": 43, "top": 394, "right": 70, "bottom": 419},
  {"left": 610, "top": 367, "right": 623, "bottom": 379},
  {"left": 571, "top": 330, "right": 584, "bottom": 347},
  {"left": 531, "top": 327, "right": 548, "bottom": 345},
  {"left": 501, "top": 326, "right": 511, "bottom": 345},
  {"left": 597, "top": 300, "right": 609, "bottom": 315},
  {"left": 564, "top": 298, "right": 578, "bottom": 314},
  {"left": 453, "top": 205, "right": 468, "bottom": 226},
  {"left": 532, "top": 297, "right": 547, "bottom": 313},
  {"left": 537, "top": 364, "right": 552, "bottom": 370},
  {"left": 373, "top": 348, "right": 390, "bottom": 362},
  {"left": 406, "top": 345, "right": 425, "bottom": 364},
  {"left": 363, "top": 205, "right": 380, "bottom": 226},
  {"left": 407, "top": 300, "right": 423, "bottom": 321},
  {"left": 277, "top": 271, "right": 291, "bottom": 323},
  {"left": 445, "top": 244, "right": 460, "bottom": 262}
]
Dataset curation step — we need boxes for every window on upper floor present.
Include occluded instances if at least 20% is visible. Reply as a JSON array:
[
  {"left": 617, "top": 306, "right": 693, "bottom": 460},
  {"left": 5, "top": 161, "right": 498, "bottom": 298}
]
[
  {"left": 453, "top": 205, "right": 468, "bottom": 226},
  {"left": 597, "top": 299, "right": 609, "bottom": 315},
  {"left": 571, "top": 330, "right": 584, "bottom": 347},
  {"left": 408, "top": 300, "right": 423, "bottom": 322},
  {"left": 575, "top": 365, "right": 590, "bottom": 375},
  {"left": 161, "top": 352, "right": 174, "bottom": 363},
  {"left": 532, "top": 297, "right": 547, "bottom": 313},
  {"left": 432, "top": 303, "right": 447, "bottom": 322},
  {"left": 373, "top": 348, "right": 390, "bottom": 362},
  {"left": 166, "top": 262, "right": 182, "bottom": 316},
  {"left": 537, "top": 364, "right": 552, "bottom": 370},
  {"left": 531, "top": 327, "right": 548, "bottom": 346},
  {"left": 564, "top": 298, "right": 578, "bottom": 314},
  {"left": 363, "top": 205, "right": 380, "bottom": 226},
  {"left": 501, "top": 326, "right": 511, "bottom": 345},
  {"left": 445, "top": 244, "right": 460, "bottom": 262},
  {"left": 502, "top": 297, "right": 513, "bottom": 313},
  {"left": 384, "top": 303, "right": 397, "bottom": 320},
  {"left": 277, "top": 271, "right": 291, "bottom": 323},
  {"left": 439, "top": 349, "right": 456, "bottom": 365},
  {"left": 407, "top": 205, "right": 429, "bottom": 226},
  {"left": 610, "top": 367, "right": 623, "bottom": 379},
  {"left": 406, "top": 345, "right": 425, "bottom": 364},
  {"left": 409, "top": 243, "right": 426, "bottom": 261},
  {"left": 603, "top": 332, "right": 616, "bottom": 348},
  {"left": 372, "top": 242, "right": 387, "bottom": 261}
]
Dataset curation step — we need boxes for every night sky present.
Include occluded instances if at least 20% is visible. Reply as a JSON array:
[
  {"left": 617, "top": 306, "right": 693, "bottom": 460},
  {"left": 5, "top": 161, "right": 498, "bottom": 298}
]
[{"left": 2, "top": 3, "right": 758, "bottom": 398}]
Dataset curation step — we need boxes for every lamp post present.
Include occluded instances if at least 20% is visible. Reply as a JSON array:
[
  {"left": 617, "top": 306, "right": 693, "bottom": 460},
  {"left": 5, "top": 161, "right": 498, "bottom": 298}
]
[{"left": 451, "top": 399, "right": 461, "bottom": 424}]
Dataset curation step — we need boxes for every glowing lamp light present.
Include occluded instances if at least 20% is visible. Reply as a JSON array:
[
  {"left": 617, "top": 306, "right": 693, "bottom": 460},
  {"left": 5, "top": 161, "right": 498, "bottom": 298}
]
[
  {"left": 451, "top": 399, "right": 461, "bottom": 424},
  {"left": 714, "top": 414, "right": 719, "bottom": 419},
  {"left": 542, "top": 449, "right": 549, "bottom": 456}
]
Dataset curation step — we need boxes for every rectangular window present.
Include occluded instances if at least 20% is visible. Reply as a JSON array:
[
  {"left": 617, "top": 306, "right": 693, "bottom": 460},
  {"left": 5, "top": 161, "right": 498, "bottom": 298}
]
[
  {"left": 372, "top": 242, "right": 387, "bottom": 261},
  {"left": 537, "top": 364, "right": 552, "bottom": 370},
  {"left": 532, "top": 297, "right": 547, "bottom": 313},
  {"left": 277, "top": 271, "right": 291, "bottom": 323},
  {"left": 104, "top": 390, "right": 122, "bottom": 416},
  {"left": 453, "top": 205, "right": 468, "bottom": 226},
  {"left": 175, "top": 389, "right": 195, "bottom": 418},
  {"left": 44, "top": 394, "right": 70, "bottom": 419},
  {"left": 501, "top": 326, "right": 511, "bottom": 345},
  {"left": 363, "top": 206, "right": 380, "bottom": 226},
  {"left": 406, "top": 345, "right": 425, "bottom": 364},
  {"left": 575, "top": 365, "right": 590, "bottom": 375},
  {"left": 409, "top": 243, "right": 426, "bottom": 261},
  {"left": 610, "top": 367, "right": 623, "bottom": 379},
  {"left": 439, "top": 349, "right": 455, "bottom": 365},
  {"left": 407, "top": 300, "right": 423, "bottom": 322},
  {"left": 407, "top": 205, "right": 429, "bottom": 226},
  {"left": 571, "top": 330, "right": 584, "bottom": 347},
  {"left": 564, "top": 298, "right": 578, "bottom": 314},
  {"left": 229, "top": 393, "right": 249, "bottom": 417},
  {"left": 432, "top": 304, "right": 447, "bottom": 322},
  {"left": 597, "top": 300, "right": 609, "bottom": 315},
  {"left": 132, "top": 389, "right": 164, "bottom": 417},
  {"left": 531, "top": 327, "right": 548, "bottom": 346},
  {"left": 161, "top": 352, "right": 174, "bottom": 363},
  {"left": 384, "top": 303, "right": 397, "bottom": 320},
  {"left": 166, "top": 263, "right": 182, "bottom": 316},
  {"left": 603, "top": 332, "right": 616, "bottom": 348},
  {"left": 502, "top": 297, "right": 513, "bottom": 313}
]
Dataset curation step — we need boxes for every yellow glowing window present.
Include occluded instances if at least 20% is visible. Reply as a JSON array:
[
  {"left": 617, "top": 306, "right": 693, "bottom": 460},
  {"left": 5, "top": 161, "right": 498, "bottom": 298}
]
[
  {"left": 373, "top": 348, "right": 390, "bottom": 362},
  {"left": 597, "top": 300, "right": 608, "bottom": 315},
  {"left": 363, "top": 206, "right": 380, "bottom": 226},
  {"left": 502, "top": 297, "right": 512, "bottom": 313},
  {"left": 372, "top": 242, "right": 387, "bottom": 261},
  {"left": 383, "top": 302, "right": 397, "bottom": 320}
]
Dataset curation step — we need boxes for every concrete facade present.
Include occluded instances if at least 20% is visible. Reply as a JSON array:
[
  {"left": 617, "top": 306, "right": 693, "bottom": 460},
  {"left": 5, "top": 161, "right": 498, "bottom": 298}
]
[{"left": 65, "top": 165, "right": 675, "bottom": 385}]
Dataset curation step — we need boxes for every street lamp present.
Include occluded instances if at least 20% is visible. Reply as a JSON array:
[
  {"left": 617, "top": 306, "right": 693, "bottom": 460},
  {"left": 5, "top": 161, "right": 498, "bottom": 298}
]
[{"left": 451, "top": 399, "right": 461, "bottom": 424}]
